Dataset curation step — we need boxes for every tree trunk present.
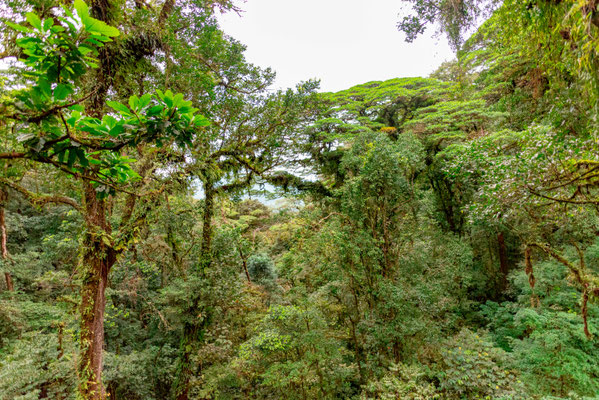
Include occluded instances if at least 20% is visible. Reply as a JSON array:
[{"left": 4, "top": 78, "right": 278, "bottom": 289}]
[
  {"left": 4, "top": 272, "right": 13, "bottom": 291},
  {"left": 0, "top": 187, "right": 12, "bottom": 291},
  {"left": 79, "top": 2, "right": 114, "bottom": 392},
  {"left": 239, "top": 247, "right": 251, "bottom": 283},
  {"left": 173, "top": 183, "right": 215, "bottom": 400},
  {"left": 78, "top": 182, "right": 117, "bottom": 400},
  {"left": 199, "top": 185, "right": 214, "bottom": 269},
  {"left": 497, "top": 232, "right": 509, "bottom": 291}
]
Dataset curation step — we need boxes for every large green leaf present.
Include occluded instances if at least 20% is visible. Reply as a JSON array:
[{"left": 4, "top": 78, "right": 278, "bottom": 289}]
[
  {"left": 73, "top": 0, "right": 89, "bottom": 19},
  {"left": 128, "top": 95, "right": 139, "bottom": 111},
  {"left": 75, "top": 148, "right": 89, "bottom": 167},
  {"left": 74, "top": 0, "right": 119, "bottom": 37},
  {"left": 82, "top": 16, "right": 120, "bottom": 38},
  {"left": 138, "top": 93, "right": 152, "bottom": 109},
  {"left": 25, "top": 12, "right": 42, "bottom": 31},
  {"left": 106, "top": 101, "right": 131, "bottom": 116},
  {"left": 5, "top": 21, "right": 33, "bottom": 33},
  {"left": 37, "top": 78, "right": 52, "bottom": 99},
  {"left": 147, "top": 105, "right": 164, "bottom": 116},
  {"left": 54, "top": 84, "right": 73, "bottom": 101},
  {"left": 42, "top": 18, "right": 53, "bottom": 32}
]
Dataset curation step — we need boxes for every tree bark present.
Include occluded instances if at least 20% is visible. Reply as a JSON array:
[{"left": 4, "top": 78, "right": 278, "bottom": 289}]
[
  {"left": 78, "top": 182, "right": 117, "bottom": 400},
  {"left": 0, "top": 187, "right": 12, "bottom": 291},
  {"left": 77, "top": 1, "right": 115, "bottom": 394},
  {"left": 4, "top": 272, "right": 13, "bottom": 291}
]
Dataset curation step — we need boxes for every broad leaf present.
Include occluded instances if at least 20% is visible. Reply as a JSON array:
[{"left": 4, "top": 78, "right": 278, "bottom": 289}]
[
  {"left": 106, "top": 101, "right": 131, "bottom": 115},
  {"left": 147, "top": 105, "right": 164, "bottom": 116},
  {"left": 81, "top": 15, "right": 120, "bottom": 37},
  {"left": 25, "top": 12, "right": 42, "bottom": 31},
  {"left": 54, "top": 84, "right": 72, "bottom": 101},
  {"left": 128, "top": 95, "right": 139, "bottom": 111},
  {"left": 73, "top": 0, "right": 90, "bottom": 19},
  {"left": 5, "top": 21, "right": 33, "bottom": 33}
]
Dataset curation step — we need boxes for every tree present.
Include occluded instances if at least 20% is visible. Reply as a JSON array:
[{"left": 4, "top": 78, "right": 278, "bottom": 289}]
[
  {"left": 397, "top": 0, "right": 499, "bottom": 50},
  {"left": 0, "top": 2, "right": 207, "bottom": 397}
]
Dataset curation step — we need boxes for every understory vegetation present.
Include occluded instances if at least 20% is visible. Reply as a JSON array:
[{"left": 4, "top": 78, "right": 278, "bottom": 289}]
[{"left": 2, "top": 0, "right": 599, "bottom": 399}]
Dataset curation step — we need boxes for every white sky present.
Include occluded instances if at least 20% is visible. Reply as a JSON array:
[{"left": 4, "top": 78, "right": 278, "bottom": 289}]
[{"left": 217, "top": 0, "right": 455, "bottom": 93}]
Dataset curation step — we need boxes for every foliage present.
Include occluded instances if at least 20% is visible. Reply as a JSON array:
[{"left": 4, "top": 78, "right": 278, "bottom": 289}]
[
  {"left": 247, "top": 253, "right": 277, "bottom": 285},
  {"left": 360, "top": 363, "right": 440, "bottom": 400},
  {"left": 3, "top": 0, "right": 599, "bottom": 399},
  {"left": 437, "top": 329, "right": 525, "bottom": 399}
]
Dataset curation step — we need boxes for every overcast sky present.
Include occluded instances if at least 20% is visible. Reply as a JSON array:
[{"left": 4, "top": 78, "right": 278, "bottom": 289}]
[{"left": 217, "top": 0, "right": 455, "bottom": 93}]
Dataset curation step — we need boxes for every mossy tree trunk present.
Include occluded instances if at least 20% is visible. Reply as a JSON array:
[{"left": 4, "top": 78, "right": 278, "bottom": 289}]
[
  {"left": 0, "top": 187, "right": 12, "bottom": 291},
  {"left": 78, "top": 182, "right": 117, "bottom": 400}
]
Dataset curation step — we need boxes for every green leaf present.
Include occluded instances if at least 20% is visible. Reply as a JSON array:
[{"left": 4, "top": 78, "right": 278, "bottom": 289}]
[
  {"left": 173, "top": 93, "right": 184, "bottom": 107},
  {"left": 194, "top": 115, "right": 210, "bottom": 127},
  {"left": 42, "top": 18, "right": 53, "bottom": 32},
  {"left": 102, "top": 115, "right": 116, "bottom": 127},
  {"left": 162, "top": 93, "right": 173, "bottom": 108},
  {"left": 73, "top": 0, "right": 90, "bottom": 19},
  {"left": 16, "top": 37, "right": 41, "bottom": 47},
  {"left": 60, "top": 17, "right": 77, "bottom": 34},
  {"left": 81, "top": 15, "right": 120, "bottom": 37},
  {"left": 67, "top": 149, "right": 77, "bottom": 167},
  {"left": 106, "top": 101, "right": 131, "bottom": 115},
  {"left": 54, "top": 84, "right": 72, "bottom": 101},
  {"left": 50, "top": 25, "right": 66, "bottom": 33},
  {"left": 78, "top": 45, "right": 95, "bottom": 56},
  {"left": 60, "top": 4, "right": 74, "bottom": 19},
  {"left": 74, "top": 0, "right": 119, "bottom": 37},
  {"left": 138, "top": 93, "right": 152, "bottom": 109},
  {"left": 87, "top": 33, "right": 112, "bottom": 42},
  {"left": 37, "top": 78, "right": 52, "bottom": 99},
  {"left": 5, "top": 21, "right": 33, "bottom": 33},
  {"left": 128, "top": 95, "right": 139, "bottom": 111},
  {"left": 75, "top": 148, "right": 89, "bottom": 167},
  {"left": 147, "top": 105, "right": 164, "bottom": 116},
  {"left": 84, "top": 38, "right": 104, "bottom": 47},
  {"left": 109, "top": 124, "right": 124, "bottom": 137},
  {"left": 25, "top": 12, "right": 42, "bottom": 31},
  {"left": 57, "top": 148, "right": 67, "bottom": 163}
]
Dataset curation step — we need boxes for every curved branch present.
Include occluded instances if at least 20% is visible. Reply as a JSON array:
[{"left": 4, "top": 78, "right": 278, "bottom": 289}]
[
  {"left": 0, "top": 177, "right": 82, "bottom": 212},
  {"left": 527, "top": 187, "right": 599, "bottom": 205},
  {"left": 6, "top": 91, "right": 96, "bottom": 124},
  {"left": 527, "top": 242, "right": 596, "bottom": 338},
  {"left": 528, "top": 243, "right": 585, "bottom": 284}
]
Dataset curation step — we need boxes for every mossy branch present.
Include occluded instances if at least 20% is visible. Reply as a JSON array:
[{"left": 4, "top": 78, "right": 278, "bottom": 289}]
[
  {"left": 0, "top": 177, "right": 82, "bottom": 213},
  {"left": 264, "top": 172, "right": 333, "bottom": 197}
]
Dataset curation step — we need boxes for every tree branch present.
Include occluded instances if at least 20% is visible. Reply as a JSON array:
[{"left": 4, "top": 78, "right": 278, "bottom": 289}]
[
  {"left": 0, "top": 152, "right": 26, "bottom": 159},
  {"left": 0, "top": 177, "right": 82, "bottom": 212},
  {"left": 527, "top": 242, "right": 596, "bottom": 338}
]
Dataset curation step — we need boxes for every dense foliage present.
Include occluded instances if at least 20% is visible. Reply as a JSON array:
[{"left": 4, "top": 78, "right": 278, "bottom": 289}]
[{"left": 2, "top": 0, "right": 599, "bottom": 399}]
